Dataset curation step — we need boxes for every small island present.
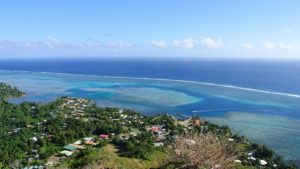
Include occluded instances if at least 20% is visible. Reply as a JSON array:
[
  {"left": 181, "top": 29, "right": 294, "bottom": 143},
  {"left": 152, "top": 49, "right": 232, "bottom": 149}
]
[{"left": 0, "top": 83, "right": 297, "bottom": 169}]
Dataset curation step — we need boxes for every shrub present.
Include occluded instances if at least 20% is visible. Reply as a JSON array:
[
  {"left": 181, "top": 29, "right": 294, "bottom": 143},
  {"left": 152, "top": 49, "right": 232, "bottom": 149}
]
[{"left": 165, "top": 132, "right": 237, "bottom": 169}]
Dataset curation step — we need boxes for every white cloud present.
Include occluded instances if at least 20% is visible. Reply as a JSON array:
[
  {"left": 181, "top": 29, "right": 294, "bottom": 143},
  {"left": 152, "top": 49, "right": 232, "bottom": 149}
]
[
  {"left": 278, "top": 42, "right": 296, "bottom": 50},
  {"left": 201, "top": 37, "right": 223, "bottom": 49},
  {"left": 242, "top": 43, "right": 254, "bottom": 50},
  {"left": 151, "top": 40, "right": 168, "bottom": 48},
  {"left": 173, "top": 38, "right": 197, "bottom": 49},
  {"left": 263, "top": 42, "right": 299, "bottom": 50},
  {"left": 46, "top": 37, "right": 63, "bottom": 48},
  {"left": 82, "top": 39, "right": 102, "bottom": 48},
  {"left": 106, "top": 41, "right": 132, "bottom": 49},
  {"left": 23, "top": 41, "right": 39, "bottom": 49},
  {"left": 0, "top": 40, "right": 18, "bottom": 49},
  {"left": 3, "top": 37, "right": 300, "bottom": 58},
  {"left": 263, "top": 42, "right": 276, "bottom": 49},
  {"left": 0, "top": 38, "right": 134, "bottom": 51}
]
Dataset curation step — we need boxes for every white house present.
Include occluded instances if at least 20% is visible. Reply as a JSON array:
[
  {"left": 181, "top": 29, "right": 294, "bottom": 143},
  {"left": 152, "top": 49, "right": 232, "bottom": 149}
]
[
  {"left": 154, "top": 142, "right": 164, "bottom": 147},
  {"left": 260, "top": 160, "right": 267, "bottom": 166}
]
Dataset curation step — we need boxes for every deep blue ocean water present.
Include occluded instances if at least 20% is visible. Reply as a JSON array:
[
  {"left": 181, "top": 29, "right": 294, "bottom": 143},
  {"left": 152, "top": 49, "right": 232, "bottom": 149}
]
[
  {"left": 1, "top": 58, "right": 300, "bottom": 163},
  {"left": 1, "top": 58, "right": 300, "bottom": 95}
]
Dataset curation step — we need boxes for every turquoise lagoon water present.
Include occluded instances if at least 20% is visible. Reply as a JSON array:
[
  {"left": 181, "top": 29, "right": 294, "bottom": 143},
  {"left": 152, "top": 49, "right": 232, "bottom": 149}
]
[{"left": 1, "top": 70, "right": 300, "bottom": 162}]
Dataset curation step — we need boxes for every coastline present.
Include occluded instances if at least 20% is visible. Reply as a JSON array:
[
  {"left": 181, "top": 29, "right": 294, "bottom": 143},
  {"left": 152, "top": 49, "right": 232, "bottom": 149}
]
[
  {"left": 1, "top": 70, "right": 300, "bottom": 165},
  {"left": 0, "top": 89, "right": 296, "bottom": 168}
]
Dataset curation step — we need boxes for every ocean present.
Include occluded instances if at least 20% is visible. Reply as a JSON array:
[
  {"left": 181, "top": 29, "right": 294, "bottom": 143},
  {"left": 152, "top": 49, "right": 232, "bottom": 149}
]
[
  {"left": 0, "top": 58, "right": 300, "bottom": 163},
  {"left": 1, "top": 58, "right": 300, "bottom": 94}
]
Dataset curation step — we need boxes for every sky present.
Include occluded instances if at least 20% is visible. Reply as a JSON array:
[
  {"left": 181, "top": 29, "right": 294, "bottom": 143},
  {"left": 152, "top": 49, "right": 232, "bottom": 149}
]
[{"left": 0, "top": 0, "right": 299, "bottom": 59}]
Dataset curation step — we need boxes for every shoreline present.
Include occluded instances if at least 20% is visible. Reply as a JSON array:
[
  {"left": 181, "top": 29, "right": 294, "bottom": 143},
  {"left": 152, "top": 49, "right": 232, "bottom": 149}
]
[
  {"left": 1, "top": 71, "right": 300, "bottom": 165},
  {"left": 0, "top": 83, "right": 299, "bottom": 168}
]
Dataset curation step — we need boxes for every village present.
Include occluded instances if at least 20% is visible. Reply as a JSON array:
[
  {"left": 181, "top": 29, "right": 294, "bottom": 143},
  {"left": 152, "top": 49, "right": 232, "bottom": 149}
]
[
  {"left": 14, "top": 97, "right": 212, "bottom": 168},
  {"left": 0, "top": 94, "right": 287, "bottom": 169}
]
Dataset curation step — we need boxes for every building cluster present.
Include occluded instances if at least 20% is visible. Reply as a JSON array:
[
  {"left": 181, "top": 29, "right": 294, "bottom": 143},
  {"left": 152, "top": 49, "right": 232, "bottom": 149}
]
[
  {"left": 113, "top": 109, "right": 145, "bottom": 127},
  {"left": 59, "top": 97, "right": 90, "bottom": 114},
  {"left": 15, "top": 96, "right": 277, "bottom": 169},
  {"left": 45, "top": 134, "right": 109, "bottom": 167},
  {"left": 146, "top": 125, "right": 169, "bottom": 147}
]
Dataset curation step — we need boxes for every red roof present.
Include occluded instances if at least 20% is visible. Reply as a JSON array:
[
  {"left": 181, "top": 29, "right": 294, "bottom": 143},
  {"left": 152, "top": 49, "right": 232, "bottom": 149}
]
[
  {"left": 151, "top": 126, "right": 159, "bottom": 132},
  {"left": 99, "top": 134, "right": 109, "bottom": 138}
]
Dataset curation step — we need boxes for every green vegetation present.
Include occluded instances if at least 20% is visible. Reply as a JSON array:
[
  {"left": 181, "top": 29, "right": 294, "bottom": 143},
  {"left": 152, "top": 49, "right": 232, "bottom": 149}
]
[
  {"left": 114, "top": 131, "right": 154, "bottom": 159},
  {"left": 0, "top": 82, "right": 298, "bottom": 169},
  {"left": 0, "top": 83, "right": 24, "bottom": 99},
  {"left": 58, "top": 144, "right": 167, "bottom": 169}
]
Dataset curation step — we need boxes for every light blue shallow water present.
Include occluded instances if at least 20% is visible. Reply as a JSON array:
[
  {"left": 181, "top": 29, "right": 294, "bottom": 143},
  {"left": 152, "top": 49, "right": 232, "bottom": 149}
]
[{"left": 1, "top": 70, "right": 300, "bottom": 162}]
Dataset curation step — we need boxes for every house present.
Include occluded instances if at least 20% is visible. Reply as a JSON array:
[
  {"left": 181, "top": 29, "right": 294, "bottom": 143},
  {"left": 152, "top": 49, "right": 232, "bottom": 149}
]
[
  {"left": 260, "top": 160, "right": 267, "bottom": 166},
  {"left": 154, "top": 134, "right": 166, "bottom": 142},
  {"left": 63, "top": 144, "right": 77, "bottom": 151},
  {"left": 13, "top": 128, "right": 22, "bottom": 133},
  {"left": 60, "top": 150, "right": 73, "bottom": 157},
  {"left": 70, "top": 144, "right": 85, "bottom": 149},
  {"left": 83, "top": 137, "right": 97, "bottom": 145},
  {"left": 153, "top": 130, "right": 162, "bottom": 135},
  {"left": 228, "top": 138, "right": 235, "bottom": 142},
  {"left": 129, "top": 131, "right": 138, "bottom": 137},
  {"left": 192, "top": 119, "right": 204, "bottom": 126},
  {"left": 73, "top": 140, "right": 82, "bottom": 145},
  {"left": 234, "top": 159, "right": 242, "bottom": 163},
  {"left": 119, "top": 135, "right": 130, "bottom": 140},
  {"left": 83, "top": 137, "right": 94, "bottom": 142},
  {"left": 74, "top": 112, "right": 85, "bottom": 117},
  {"left": 154, "top": 142, "right": 164, "bottom": 147},
  {"left": 150, "top": 126, "right": 160, "bottom": 132},
  {"left": 27, "top": 158, "right": 34, "bottom": 162},
  {"left": 30, "top": 137, "right": 38, "bottom": 142},
  {"left": 84, "top": 140, "right": 97, "bottom": 145},
  {"left": 99, "top": 134, "right": 109, "bottom": 139},
  {"left": 31, "top": 149, "right": 38, "bottom": 154},
  {"left": 248, "top": 157, "right": 256, "bottom": 161}
]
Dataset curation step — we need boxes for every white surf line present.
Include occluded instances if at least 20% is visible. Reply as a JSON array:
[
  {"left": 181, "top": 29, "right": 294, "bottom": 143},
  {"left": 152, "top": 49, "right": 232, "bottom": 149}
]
[
  {"left": 102, "top": 76, "right": 300, "bottom": 98},
  {"left": 1, "top": 69, "right": 300, "bottom": 99}
]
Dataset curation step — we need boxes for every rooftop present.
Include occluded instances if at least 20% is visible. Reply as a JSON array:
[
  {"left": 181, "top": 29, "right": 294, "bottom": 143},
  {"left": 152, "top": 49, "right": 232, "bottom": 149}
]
[{"left": 63, "top": 144, "right": 77, "bottom": 151}]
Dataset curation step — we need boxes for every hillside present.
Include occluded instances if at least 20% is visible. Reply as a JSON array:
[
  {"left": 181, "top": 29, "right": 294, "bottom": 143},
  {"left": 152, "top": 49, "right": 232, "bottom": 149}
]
[{"left": 0, "top": 83, "right": 297, "bottom": 169}]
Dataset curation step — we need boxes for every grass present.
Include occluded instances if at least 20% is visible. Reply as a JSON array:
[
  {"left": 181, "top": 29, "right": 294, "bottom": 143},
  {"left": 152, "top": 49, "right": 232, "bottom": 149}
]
[
  {"left": 95, "top": 144, "right": 167, "bottom": 169},
  {"left": 55, "top": 144, "right": 167, "bottom": 169},
  {"left": 167, "top": 133, "right": 238, "bottom": 169},
  {"left": 237, "top": 166, "right": 256, "bottom": 169}
]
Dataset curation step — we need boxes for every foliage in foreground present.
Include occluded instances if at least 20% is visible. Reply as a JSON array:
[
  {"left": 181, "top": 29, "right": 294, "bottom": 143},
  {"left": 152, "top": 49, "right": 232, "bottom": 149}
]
[
  {"left": 56, "top": 144, "right": 167, "bottom": 169},
  {"left": 161, "top": 132, "right": 237, "bottom": 169}
]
